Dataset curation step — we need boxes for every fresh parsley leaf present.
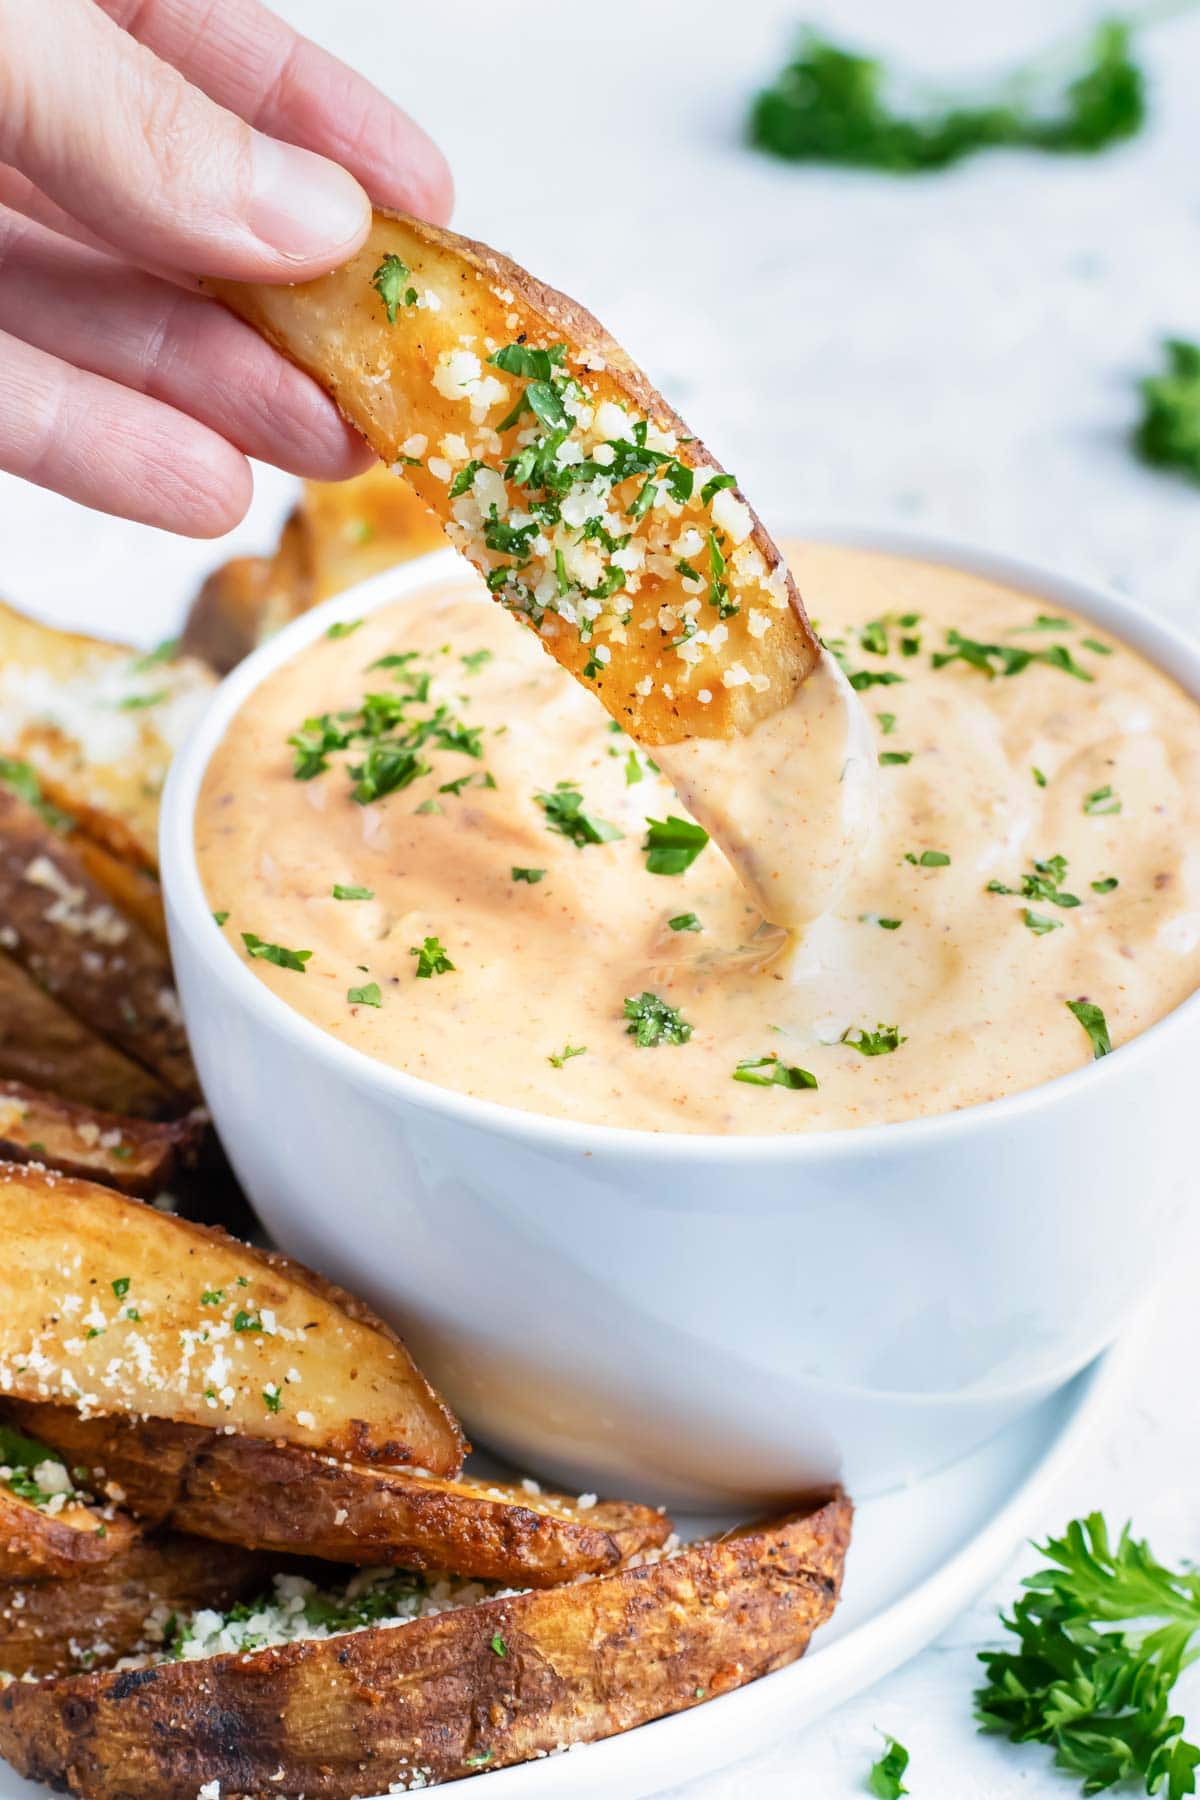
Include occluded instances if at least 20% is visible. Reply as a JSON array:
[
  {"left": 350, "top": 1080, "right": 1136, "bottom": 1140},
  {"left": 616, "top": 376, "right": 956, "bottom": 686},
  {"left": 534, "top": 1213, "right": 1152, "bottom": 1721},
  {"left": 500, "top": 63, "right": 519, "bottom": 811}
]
[
  {"left": 1092, "top": 875, "right": 1119, "bottom": 893},
  {"left": 1084, "top": 784, "right": 1122, "bottom": 816},
  {"left": 877, "top": 712, "right": 897, "bottom": 735},
  {"left": 350, "top": 745, "right": 430, "bottom": 805},
  {"left": 859, "top": 913, "right": 902, "bottom": 930},
  {"left": 842, "top": 1023, "right": 905, "bottom": 1056},
  {"left": 233, "top": 1309, "right": 262, "bottom": 1333},
  {"left": 0, "top": 757, "right": 74, "bottom": 832},
  {"left": 326, "top": 620, "right": 363, "bottom": 640},
  {"left": 1135, "top": 338, "right": 1200, "bottom": 483},
  {"left": 879, "top": 750, "right": 912, "bottom": 766},
  {"left": 111, "top": 1277, "right": 131, "bottom": 1299},
  {"left": 512, "top": 866, "right": 545, "bottom": 883},
  {"left": 536, "top": 782, "right": 623, "bottom": 848},
  {"left": 1067, "top": 998, "right": 1111, "bottom": 1058},
  {"left": 262, "top": 1386, "right": 282, "bottom": 1415},
  {"left": 906, "top": 849, "right": 949, "bottom": 867},
  {"left": 487, "top": 342, "right": 565, "bottom": 381},
  {"left": 701, "top": 471, "right": 737, "bottom": 505},
  {"left": 933, "top": 629, "right": 1094, "bottom": 682},
  {"left": 624, "top": 991, "right": 692, "bottom": 1047},
  {"left": 548, "top": 1043, "right": 587, "bottom": 1067},
  {"left": 989, "top": 854, "right": 1081, "bottom": 908},
  {"left": 347, "top": 982, "right": 382, "bottom": 1007},
  {"left": 624, "top": 748, "right": 645, "bottom": 786},
  {"left": 749, "top": 20, "right": 1145, "bottom": 173},
  {"left": 669, "top": 912, "right": 703, "bottom": 932},
  {"left": 117, "top": 689, "right": 166, "bottom": 710},
  {"left": 849, "top": 669, "right": 905, "bottom": 692},
  {"left": 461, "top": 648, "right": 493, "bottom": 673},
  {"left": 1024, "top": 908, "right": 1063, "bottom": 936},
  {"left": 643, "top": 815, "right": 709, "bottom": 875},
  {"left": 976, "top": 1514, "right": 1200, "bottom": 1796},
  {"left": 212, "top": 910, "right": 229, "bottom": 927},
  {"left": 1033, "top": 766, "right": 1048, "bottom": 787},
  {"left": 867, "top": 1733, "right": 910, "bottom": 1799},
  {"left": 410, "top": 936, "right": 455, "bottom": 979},
  {"left": 241, "top": 933, "right": 311, "bottom": 972},
  {"left": 733, "top": 1054, "right": 818, "bottom": 1090},
  {"left": 131, "top": 636, "right": 180, "bottom": 670},
  {"left": 371, "top": 254, "right": 417, "bottom": 324},
  {"left": 490, "top": 1633, "right": 508, "bottom": 1657},
  {"left": 1083, "top": 637, "right": 1114, "bottom": 655},
  {"left": 332, "top": 885, "right": 373, "bottom": 901}
]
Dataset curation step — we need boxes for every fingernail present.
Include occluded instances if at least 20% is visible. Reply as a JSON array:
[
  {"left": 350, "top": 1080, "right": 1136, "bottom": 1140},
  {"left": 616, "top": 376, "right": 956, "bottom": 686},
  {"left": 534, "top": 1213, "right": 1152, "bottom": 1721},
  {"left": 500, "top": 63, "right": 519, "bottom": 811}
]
[{"left": 249, "top": 134, "right": 369, "bottom": 264}]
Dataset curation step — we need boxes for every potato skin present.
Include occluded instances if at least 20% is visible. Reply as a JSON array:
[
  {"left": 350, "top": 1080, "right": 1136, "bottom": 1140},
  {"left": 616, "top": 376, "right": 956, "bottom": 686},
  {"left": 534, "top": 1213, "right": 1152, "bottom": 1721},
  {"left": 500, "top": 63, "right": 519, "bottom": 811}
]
[
  {"left": 11, "top": 1406, "right": 670, "bottom": 1587},
  {"left": 0, "top": 1485, "right": 139, "bottom": 1583},
  {"left": 0, "top": 1496, "right": 850, "bottom": 1798},
  {"left": 0, "top": 954, "right": 170, "bottom": 1119},
  {"left": 210, "top": 212, "right": 820, "bottom": 746},
  {"left": 0, "top": 1081, "right": 201, "bottom": 1199},
  {"left": 0, "top": 1535, "right": 275, "bottom": 1679}
]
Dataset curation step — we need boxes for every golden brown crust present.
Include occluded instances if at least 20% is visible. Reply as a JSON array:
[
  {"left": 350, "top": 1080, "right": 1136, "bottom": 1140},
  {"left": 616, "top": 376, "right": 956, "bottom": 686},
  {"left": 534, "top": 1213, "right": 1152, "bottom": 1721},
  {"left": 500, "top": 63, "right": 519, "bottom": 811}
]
[
  {"left": 0, "top": 787, "right": 197, "bottom": 1103},
  {"left": 0, "top": 953, "right": 170, "bottom": 1120},
  {"left": 0, "top": 1496, "right": 851, "bottom": 1797},
  {"left": 0, "top": 1163, "right": 465, "bottom": 1476},
  {"left": 0, "top": 1482, "right": 139, "bottom": 1583},
  {"left": 67, "top": 837, "right": 166, "bottom": 951},
  {"left": 11, "top": 1408, "right": 669, "bottom": 1587},
  {"left": 0, "top": 1081, "right": 201, "bottom": 1199},
  {"left": 0, "top": 1534, "right": 275, "bottom": 1679},
  {"left": 209, "top": 212, "right": 820, "bottom": 746}
]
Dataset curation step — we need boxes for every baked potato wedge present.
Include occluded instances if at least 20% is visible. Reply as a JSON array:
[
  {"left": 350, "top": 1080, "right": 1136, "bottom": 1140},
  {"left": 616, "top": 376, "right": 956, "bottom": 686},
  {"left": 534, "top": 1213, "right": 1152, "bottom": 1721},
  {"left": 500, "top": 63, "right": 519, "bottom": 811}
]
[
  {"left": 0, "top": 1164, "right": 465, "bottom": 1476},
  {"left": 0, "top": 1534, "right": 275, "bottom": 1680},
  {"left": 209, "top": 212, "right": 820, "bottom": 746},
  {"left": 182, "top": 469, "right": 446, "bottom": 674},
  {"left": 9, "top": 1407, "right": 669, "bottom": 1587},
  {"left": 0, "top": 953, "right": 170, "bottom": 1119},
  {"left": 0, "top": 600, "right": 212, "bottom": 873},
  {"left": 0, "top": 1419, "right": 138, "bottom": 1582},
  {"left": 0, "top": 787, "right": 196, "bottom": 1104},
  {"left": 0, "top": 1082, "right": 200, "bottom": 1198},
  {"left": 0, "top": 1495, "right": 850, "bottom": 1797}
]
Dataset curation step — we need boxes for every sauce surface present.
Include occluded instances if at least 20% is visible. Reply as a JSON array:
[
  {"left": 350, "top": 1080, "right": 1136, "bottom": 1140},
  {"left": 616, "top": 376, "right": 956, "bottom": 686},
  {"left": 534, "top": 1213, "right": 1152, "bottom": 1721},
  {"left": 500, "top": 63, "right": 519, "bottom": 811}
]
[{"left": 197, "top": 544, "right": 1200, "bottom": 1134}]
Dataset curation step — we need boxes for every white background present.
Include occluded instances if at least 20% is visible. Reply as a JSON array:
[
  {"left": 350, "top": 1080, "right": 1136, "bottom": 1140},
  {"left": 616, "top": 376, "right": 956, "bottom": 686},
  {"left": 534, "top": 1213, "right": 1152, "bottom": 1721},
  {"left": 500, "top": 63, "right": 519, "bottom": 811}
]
[{"left": 3, "top": 1, "right": 1200, "bottom": 1793}]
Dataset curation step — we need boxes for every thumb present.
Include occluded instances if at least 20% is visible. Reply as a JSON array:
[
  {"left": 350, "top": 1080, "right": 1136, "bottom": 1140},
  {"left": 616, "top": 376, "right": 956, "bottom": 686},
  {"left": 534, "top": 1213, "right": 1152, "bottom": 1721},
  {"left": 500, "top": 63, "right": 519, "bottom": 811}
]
[{"left": 0, "top": 0, "right": 370, "bottom": 281}]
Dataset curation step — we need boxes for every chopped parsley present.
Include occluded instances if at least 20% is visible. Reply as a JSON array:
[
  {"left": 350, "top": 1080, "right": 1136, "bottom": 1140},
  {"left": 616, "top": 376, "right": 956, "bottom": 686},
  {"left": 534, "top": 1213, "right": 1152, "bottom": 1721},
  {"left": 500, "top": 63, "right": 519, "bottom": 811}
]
[
  {"left": 1067, "top": 998, "right": 1112, "bottom": 1058},
  {"left": 548, "top": 1043, "right": 587, "bottom": 1068},
  {"left": 536, "top": 782, "right": 623, "bottom": 848},
  {"left": 242, "top": 933, "right": 312, "bottom": 973},
  {"left": 131, "top": 636, "right": 180, "bottom": 670},
  {"left": 332, "top": 884, "right": 373, "bottom": 901},
  {"left": 111, "top": 1277, "right": 131, "bottom": 1299},
  {"left": 842, "top": 1023, "right": 905, "bottom": 1056},
  {"left": 643, "top": 815, "right": 709, "bottom": 875},
  {"left": 326, "top": 619, "right": 363, "bottom": 640},
  {"left": 849, "top": 669, "right": 905, "bottom": 692},
  {"left": 1092, "top": 875, "right": 1119, "bottom": 893},
  {"left": 933, "top": 630, "right": 1093, "bottom": 682},
  {"left": 410, "top": 936, "right": 455, "bottom": 979},
  {"left": 1023, "top": 908, "right": 1063, "bottom": 936},
  {"left": 860, "top": 913, "right": 902, "bottom": 930},
  {"left": 733, "top": 1054, "right": 817, "bottom": 1090},
  {"left": 1135, "top": 338, "right": 1200, "bottom": 483},
  {"left": 905, "top": 849, "right": 949, "bottom": 867},
  {"left": 117, "top": 689, "right": 167, "bottom": 710},
  {"left": 749, "top": 20, "right": 1145, "bottom": 172},
  {"left": 512, "top": 866, "right": 545, "bottom": 883},
  {"left": 371, "top": 254, "right": 418, "bottom": 323},
  {"left": 460, "top": 649, "right": 493, "bottom": 673},
  {"left": 669, "top": 912, "right": 703, "bottom": 932},
  {"left": 987, "top": 853, "right": 1080, "bottom": 909},
  {"left": 877, "top": 712, "right": 897, "bottom": 734},
  {"left": 1032, "top": 767, "right": 1048, "bottom": 787},
  {"left": 879, "top": 751, "right": 912, "bottom": 766},
  {"left": 490, "top": 1634, "right": 507, "bottom": 1657},
  {"left": 0, "top": 757, "right": 74, "bottom": 832},
  {"left": 212, "top": 910, "right": 229, "bottom": 927},
  {"left": 624, "top": 991, "right": 692, "bottom": 1047},
  {"left": 262, "top": 1386, "right": 282, "bottom": 1415},
  {"left": 1084, "top": 637, "right": 1114, "bottom": 655},
  {"left": 867, "top": 1734, "right": 910, "bottom": 1799},
  {"left": 347, "top": 982, "right": 382, "bottom": 1007},
  {"left": 233, "top": 1310, "right": 262, "bottom": 1333},
  {"left": 1083, "top": 784, "right": 1122, "bottom": 816}
]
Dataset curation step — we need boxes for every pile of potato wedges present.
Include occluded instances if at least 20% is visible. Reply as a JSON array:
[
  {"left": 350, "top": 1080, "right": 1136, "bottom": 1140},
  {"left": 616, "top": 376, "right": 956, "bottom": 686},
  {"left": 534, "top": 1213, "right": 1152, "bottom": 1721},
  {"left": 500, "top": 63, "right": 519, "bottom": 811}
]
[{"left": 0, "top": 474, "right": 850, "bottom": 1797}]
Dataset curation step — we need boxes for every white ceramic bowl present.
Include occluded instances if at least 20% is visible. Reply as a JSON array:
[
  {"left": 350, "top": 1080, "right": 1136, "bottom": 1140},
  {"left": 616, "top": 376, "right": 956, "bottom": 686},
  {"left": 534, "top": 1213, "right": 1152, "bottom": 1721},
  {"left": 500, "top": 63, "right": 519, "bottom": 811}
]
[{"left": 161, "top": 532, "right": 1200, "bottom": 1508}]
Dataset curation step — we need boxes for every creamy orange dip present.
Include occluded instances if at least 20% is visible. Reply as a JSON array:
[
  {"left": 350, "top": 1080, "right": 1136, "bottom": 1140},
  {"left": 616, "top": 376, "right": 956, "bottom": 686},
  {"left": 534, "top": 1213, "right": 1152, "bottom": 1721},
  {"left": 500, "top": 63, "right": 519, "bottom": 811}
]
[{"left": 196, "top": 544, "right": 1200, "bottom": 1134}]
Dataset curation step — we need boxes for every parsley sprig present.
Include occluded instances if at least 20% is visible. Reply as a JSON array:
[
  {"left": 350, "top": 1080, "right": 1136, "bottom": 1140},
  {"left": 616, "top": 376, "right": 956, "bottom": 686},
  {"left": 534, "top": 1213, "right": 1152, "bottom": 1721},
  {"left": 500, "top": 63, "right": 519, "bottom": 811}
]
[
  {"left": 536, "top": 782, "right": 623, "bottom": 848},
  {"left": 976, "top": 1514, "right": 1200, "bottom": 1797},
  {"left": 624, "top": 992, "right": 692, "bottom": 1047},
  {"left": 643, "top": 815, "right": 709, "bottom": 875},
  {"left": 1135, "top": 339, "right": 1200, "bottom": 483},
  {"left": 867, "top": 1734, "right": 910, "bottom": 1799}
]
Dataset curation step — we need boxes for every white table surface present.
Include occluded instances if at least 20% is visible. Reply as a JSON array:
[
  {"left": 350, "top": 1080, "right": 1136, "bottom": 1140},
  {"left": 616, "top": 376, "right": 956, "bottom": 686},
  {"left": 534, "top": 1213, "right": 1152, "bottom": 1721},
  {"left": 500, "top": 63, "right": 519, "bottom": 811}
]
[{"left": 3, "top": 1, "right": 1199, "bottom": 1791}]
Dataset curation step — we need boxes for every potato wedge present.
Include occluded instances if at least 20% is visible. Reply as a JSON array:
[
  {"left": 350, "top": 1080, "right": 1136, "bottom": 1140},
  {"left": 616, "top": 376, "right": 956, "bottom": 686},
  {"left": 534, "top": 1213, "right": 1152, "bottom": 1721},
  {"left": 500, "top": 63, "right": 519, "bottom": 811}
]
[
  {"left": 210, "top": 212, "right": 820, "bottom": 745},
  {"left": 183, "top": 469, "right": 448, "bottom": 673},
  {"left": 0, "top": 1418, "right": 138, "bottom": 1582},
  {"left": 0, "top": 953, "right": 170, "bottom": 1119},
  {"left": 0, "top": 600, "right": 213, "bottom": 872},
  {"left": 0, "top": 1534, "right": 275, "bottom": 1680},
  {"left": 69, "top": 838, "right": 166, "bottom": 950},
  {"left": 0, "top": 787, "right": 196, "bottom": 1103},
  {"left": 0, "top": 1082, "right": 200, "bottom": 1198},
  {"left": 0, "top": 1495, "right": 850, "bottom": 1797},
  {"left": 0, "top": 1164, "right": 465, "bottom": 1475},
  {"left": 9, "top": 1407, "right": 669, "bottom": 1587}
]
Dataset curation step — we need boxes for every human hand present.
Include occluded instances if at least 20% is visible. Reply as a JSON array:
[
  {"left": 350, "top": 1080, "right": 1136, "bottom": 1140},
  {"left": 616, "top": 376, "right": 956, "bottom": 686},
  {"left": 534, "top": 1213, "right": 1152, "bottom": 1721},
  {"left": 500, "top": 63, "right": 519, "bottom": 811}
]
[{"left": 0, "top": 0, "right": 452, "bottom": 535}]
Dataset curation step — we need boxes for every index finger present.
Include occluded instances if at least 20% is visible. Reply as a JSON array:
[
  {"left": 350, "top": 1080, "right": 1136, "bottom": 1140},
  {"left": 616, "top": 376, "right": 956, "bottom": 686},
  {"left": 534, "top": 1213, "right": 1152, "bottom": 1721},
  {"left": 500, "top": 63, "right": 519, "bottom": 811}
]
[{"left": 96, "top": 0, "right": 453, "bottom": 226}]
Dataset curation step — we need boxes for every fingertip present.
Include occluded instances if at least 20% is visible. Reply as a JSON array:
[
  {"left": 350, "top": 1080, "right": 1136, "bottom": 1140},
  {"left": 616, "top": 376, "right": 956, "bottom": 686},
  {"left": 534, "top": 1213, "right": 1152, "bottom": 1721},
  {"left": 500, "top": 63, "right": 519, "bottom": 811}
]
[{"left": 247, "top": 135, "right": 372, "bottom": 278}]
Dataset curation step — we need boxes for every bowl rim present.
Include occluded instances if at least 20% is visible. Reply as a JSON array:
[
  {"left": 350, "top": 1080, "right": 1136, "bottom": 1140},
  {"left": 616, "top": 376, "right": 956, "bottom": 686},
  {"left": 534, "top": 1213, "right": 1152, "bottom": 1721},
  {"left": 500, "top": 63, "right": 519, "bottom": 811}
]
[{"left": 161, "top": 524, "right": 1200, "bottom": 1164}]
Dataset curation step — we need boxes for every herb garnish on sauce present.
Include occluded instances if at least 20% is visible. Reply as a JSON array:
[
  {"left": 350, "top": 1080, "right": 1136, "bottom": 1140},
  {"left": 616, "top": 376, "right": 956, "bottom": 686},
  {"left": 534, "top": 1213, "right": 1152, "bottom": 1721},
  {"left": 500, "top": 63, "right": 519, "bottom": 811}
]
[
  {"left": 410, "top": 937, "right": 455, "bottom": 979},
  {"left": 624, "top": 992, "right": 692, "bottom": 1047},
  {"left": 866, "top": 1733, "right": 910, "bottom": 1799},
  {"left": 536, "top": 783, "right": 623, "bottom": 848},
  {"left": 242, "top": 933, "right": 312, "bottom": 973},
  {"left": 733, "top": 1055, "right": 818, "bottom": 1090},
  {"left": 842, "top": 1024, "right": 906, "bottom": 1056},
  {"left": 643, "top": 815, "right": 709, "bottom": 875},
  {"left": 1066, "top": 998, "right": 1111, "bottom": 1058}
]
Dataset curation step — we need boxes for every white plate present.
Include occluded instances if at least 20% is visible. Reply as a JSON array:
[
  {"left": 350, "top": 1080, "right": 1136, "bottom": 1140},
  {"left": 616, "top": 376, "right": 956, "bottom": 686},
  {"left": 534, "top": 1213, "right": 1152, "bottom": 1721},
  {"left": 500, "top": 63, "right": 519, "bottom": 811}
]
[{"left": 0, "top": 1327, "right": 1138, "bottom": 1800}]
